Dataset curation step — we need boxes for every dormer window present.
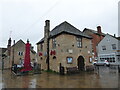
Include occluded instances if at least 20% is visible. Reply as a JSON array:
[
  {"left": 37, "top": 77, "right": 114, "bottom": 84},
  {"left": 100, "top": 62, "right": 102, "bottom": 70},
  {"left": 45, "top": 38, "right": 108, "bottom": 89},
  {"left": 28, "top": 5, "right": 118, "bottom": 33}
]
[{"left": 76, "top": 37, "right": 82, "bottom": 48}]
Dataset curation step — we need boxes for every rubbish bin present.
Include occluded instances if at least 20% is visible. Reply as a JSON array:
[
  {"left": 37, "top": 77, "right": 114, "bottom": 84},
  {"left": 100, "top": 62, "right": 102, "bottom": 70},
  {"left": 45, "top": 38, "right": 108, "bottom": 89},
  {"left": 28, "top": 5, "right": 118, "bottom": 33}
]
[{"left": 60, "top": 66, "right": 64, "bottom": 75}]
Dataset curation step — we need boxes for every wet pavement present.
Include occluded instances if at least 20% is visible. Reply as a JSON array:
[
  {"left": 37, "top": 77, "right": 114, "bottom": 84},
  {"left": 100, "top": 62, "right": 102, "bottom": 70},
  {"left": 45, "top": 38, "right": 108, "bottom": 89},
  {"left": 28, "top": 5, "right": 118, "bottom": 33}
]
[
  {"left": 0, "top": 70, "right": 2, "bottom": 89},
  {"left": 1, "top": 66, "right": 120, "bottom": 88}
]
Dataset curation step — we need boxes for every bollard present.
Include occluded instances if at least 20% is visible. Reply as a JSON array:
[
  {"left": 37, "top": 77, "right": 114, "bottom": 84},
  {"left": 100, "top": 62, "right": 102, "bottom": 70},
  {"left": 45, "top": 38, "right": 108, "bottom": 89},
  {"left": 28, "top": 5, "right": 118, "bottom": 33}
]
[{"left": 59, "top": 63, "right": 64, "bottom": 75}]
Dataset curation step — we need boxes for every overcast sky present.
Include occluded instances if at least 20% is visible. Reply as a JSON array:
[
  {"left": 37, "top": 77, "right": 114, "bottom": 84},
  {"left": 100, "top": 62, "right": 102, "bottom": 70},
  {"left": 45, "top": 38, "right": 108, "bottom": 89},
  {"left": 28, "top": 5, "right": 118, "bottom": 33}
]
[{"left": 0, "top": 0, "right": 119, "bottom": 51}]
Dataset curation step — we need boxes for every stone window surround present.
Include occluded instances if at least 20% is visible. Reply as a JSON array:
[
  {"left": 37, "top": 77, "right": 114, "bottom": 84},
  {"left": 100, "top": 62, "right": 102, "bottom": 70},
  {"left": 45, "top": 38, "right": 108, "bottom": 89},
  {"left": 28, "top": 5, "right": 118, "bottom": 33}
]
[
  {"left": 66, "top": 57, "right": 73, "bottom": 64},
  {"left": 18, "top": 51, "right": 24, "bottom": 56},
  {"left": 40, "top": 43, "right": 43, "bottom": 51},
  {"left": 52, "top": 38, "right": 57, "bottom": 49},
  {"left": 76, "top": 37, "right": 82, "bottom": 48}
]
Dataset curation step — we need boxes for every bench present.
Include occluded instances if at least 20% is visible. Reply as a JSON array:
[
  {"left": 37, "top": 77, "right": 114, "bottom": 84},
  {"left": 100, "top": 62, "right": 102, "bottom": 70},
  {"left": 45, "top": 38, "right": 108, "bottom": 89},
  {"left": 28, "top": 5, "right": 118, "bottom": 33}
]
[
  {"left": 66, "top": 67, "right": 79, "bottom": 74},
  {"left": 86, "top": 65, "right": 94, "bottom": 71}
]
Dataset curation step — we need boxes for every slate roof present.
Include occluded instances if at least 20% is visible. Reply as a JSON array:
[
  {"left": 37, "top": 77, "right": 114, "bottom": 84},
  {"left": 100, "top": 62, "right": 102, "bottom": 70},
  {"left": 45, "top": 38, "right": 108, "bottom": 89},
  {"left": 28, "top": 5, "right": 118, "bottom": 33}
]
[
  {"left": 37, "top": 21, "right": 92, "bottom": 44},
  {"left": 83, "top": 28, "right": 106, "bottom": 36},
  {"left": 116, "top": 37, "right": 120, "bottom": 40},
  {"left": 0, "top": 48, "right": 7, "bottom": 54},
  {"left": 106, "top": 33, "right": 120, "bottom": 41},
  {"left": 12, "top": 39, "right": 25, "bottom": 47},
  {"left": 12, "top": 39, "right": 36, "bottom": 54}
]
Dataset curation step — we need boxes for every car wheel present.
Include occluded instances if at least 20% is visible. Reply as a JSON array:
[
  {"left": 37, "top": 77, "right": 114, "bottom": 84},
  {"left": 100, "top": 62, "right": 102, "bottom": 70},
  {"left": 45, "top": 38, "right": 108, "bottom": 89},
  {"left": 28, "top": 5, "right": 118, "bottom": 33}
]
[{"left": 107, "top": 64, "right": 110, "bottom": 67}]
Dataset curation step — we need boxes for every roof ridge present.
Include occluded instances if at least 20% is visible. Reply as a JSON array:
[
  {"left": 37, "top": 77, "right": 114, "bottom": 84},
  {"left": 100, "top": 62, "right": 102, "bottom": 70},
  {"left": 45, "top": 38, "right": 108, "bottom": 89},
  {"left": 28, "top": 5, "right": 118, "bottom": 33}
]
[
  {"left": 37, "top": 21, "right": 92, "bottom": 44},
  {"left": 11, "top": 39, "right": 25, "bottom": 47},
  {"left": 83, "top": 28, "right": 106, "bottom": 36}
]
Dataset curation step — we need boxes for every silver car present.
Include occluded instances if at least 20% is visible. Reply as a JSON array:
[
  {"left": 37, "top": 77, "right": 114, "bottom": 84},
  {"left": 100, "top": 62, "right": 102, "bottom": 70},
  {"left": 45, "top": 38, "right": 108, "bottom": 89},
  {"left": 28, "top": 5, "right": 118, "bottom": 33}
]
[{"left": 93, "top": 60, "right": 110, "bottom": 66}]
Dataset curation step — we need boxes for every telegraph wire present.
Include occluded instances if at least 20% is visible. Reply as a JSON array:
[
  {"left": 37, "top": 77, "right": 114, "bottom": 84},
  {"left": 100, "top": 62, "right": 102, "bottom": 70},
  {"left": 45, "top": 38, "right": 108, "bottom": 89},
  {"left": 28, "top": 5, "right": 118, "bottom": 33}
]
[{"left": 24, "top": 0, "right": 61, "bottom": 32}]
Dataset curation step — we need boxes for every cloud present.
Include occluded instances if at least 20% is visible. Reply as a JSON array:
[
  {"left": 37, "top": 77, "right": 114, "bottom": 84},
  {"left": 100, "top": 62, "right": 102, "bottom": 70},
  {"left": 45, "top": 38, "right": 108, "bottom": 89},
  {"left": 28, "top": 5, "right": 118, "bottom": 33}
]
[{"left": 0, "top": 0, "right": 119, "bottom": 51}]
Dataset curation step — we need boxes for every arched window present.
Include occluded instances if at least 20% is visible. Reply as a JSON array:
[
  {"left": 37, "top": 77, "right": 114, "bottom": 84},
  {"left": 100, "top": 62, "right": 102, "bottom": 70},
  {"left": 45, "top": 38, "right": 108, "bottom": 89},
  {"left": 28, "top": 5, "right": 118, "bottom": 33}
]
[{"left": 53, "top": 56, "right": 56, "bottom": 60}]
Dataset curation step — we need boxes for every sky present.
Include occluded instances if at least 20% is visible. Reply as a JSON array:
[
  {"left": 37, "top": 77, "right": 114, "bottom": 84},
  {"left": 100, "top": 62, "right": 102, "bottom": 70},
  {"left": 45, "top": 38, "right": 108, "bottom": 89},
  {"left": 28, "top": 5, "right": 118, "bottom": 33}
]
[{"left": 0, "top": 0, "right": 119, "bottom": 51}]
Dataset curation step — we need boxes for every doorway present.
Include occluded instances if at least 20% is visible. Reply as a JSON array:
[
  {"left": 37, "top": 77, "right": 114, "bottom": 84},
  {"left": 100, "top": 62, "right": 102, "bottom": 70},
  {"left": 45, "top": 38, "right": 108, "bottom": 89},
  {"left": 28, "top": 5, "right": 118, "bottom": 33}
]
[{"left": 77, "top": 56, "right": 85, "bottom": 71}]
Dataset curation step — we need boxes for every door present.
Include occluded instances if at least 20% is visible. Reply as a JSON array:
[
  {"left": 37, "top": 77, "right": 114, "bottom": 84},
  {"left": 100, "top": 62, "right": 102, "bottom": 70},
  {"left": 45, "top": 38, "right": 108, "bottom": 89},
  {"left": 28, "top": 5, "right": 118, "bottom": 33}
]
[{"left": 77, "top": 56, "right": 85, "bottom": 71}]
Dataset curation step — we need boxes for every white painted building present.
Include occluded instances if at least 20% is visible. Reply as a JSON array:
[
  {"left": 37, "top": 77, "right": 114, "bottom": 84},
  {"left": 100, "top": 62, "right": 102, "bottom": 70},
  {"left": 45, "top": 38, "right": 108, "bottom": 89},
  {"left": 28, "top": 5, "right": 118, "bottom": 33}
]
[{"left": 97, "top": 34, "right": 120, "bottom": 65}]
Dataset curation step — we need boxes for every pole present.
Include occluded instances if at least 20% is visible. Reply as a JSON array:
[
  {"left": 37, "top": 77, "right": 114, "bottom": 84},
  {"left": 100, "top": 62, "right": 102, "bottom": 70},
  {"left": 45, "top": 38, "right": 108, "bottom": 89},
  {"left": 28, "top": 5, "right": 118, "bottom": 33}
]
[
  {"left": 47, "top": 38, "right": 50, "bottom": 70},
  {"left": 12, "top": 40, "right": 15, "bottom": 66}
]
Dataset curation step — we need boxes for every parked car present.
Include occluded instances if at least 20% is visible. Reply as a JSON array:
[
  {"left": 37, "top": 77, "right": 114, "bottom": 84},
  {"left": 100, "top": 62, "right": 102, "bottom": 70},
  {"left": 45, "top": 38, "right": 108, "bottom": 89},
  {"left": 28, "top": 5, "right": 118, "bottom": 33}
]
[
  {"left": 93, "top": 60, "right": 110, "bottom": 66},
  {"left": 17, "top": 64, "right": 23, "bottom": 68}
]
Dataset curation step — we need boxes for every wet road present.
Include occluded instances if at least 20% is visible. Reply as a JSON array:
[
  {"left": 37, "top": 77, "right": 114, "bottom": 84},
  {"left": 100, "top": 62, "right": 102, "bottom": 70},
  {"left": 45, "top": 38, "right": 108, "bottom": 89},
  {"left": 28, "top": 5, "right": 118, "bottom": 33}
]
[{"left": 1, "top": 66, "right": 120, "bottom": 88}]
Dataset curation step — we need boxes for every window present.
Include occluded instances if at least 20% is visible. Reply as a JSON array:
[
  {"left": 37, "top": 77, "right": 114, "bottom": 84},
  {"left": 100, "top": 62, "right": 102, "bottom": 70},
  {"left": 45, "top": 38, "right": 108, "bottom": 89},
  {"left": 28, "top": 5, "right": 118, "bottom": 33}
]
[
  {"left": 76, "top": 37, "right": 82, "bottom": 48},
  {"left": 18, "top": 51, "right": 23, "bottom": 56},
  {"left": 107, "top": 38, "right": 110, "bottom": 42},
  {"left": 66, "top": 57, "right": 73, "bottom": 64},
  {"left": 112, "top": 44, "right": 116, "bottom": 50},
  {"left": 89, "top": 57, "right": 92, "bottom": 63},
  {"left": 19, "top": 58, "right": 24, "bottom": 65},
  {"left": 52, "top": 38, "right": 56, "bottom": 49},
  {"left": 40, "top": 57, "right": 43, "bottom": 60},
  {"left": 102, "top": 46, "right": 106, "bottom": 50},
  {"left": 99, "top": 55, "right": 116, "bottom": 63},
  {"left": 53, "top": 56, "right": 56, "bottom": 60},
  {"left": 40, "top": 44, "right": 43, "bottom": 51}
]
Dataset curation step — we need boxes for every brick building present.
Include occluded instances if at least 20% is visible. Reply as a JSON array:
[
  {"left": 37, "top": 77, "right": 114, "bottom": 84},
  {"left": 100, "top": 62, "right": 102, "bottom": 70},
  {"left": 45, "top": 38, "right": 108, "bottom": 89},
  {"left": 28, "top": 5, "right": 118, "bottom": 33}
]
[
  {"left": 37, "top": 20, "right": 94, "bottom": 73},
  {"left": 83, "top": 26, "right": 106, "bottom": 60}
]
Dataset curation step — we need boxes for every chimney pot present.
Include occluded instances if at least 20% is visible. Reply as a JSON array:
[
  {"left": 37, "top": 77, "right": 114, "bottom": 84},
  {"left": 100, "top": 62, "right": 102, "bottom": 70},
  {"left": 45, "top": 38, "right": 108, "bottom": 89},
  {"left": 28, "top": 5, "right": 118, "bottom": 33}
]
[
  {"left": 45, "top": 20, "right": 50, "bottom": 27},
  {"left": 44, "top": 20, "right": 50, "bottom": 38},
  {"left": 97, "top": 26, "right": 101, "bottom": 34},
  {"left": 114, "top": 34, "right": 116, "bottom": 37}
]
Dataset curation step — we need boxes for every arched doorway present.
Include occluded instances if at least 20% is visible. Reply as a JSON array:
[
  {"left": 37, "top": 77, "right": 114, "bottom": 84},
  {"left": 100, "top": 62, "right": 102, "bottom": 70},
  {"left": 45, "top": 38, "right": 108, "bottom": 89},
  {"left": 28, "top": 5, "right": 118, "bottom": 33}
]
[{"left": 77, "top": 56, "right": 85, "bottom": 71}]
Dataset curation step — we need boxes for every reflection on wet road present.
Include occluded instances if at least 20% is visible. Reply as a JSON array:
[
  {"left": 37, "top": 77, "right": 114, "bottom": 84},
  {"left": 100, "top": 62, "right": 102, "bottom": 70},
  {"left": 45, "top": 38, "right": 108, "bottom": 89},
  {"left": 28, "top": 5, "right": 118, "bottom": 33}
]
[{"left": 2, "top": 66, "right": 120, "bottom": 88}]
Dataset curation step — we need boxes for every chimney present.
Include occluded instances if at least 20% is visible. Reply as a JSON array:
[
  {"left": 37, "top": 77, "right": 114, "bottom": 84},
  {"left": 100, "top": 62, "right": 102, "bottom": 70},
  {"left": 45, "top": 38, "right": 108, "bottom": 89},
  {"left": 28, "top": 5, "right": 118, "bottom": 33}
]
[
  {"left": 44, "top": 20, "right": 50, "bottom": 70},
  {"left": 7, "top": 38, "right": 11, "bottom": 48},
  {"left": 44, "top": 20, "right": 50, "bottom": 38},
  {"left": 97, "top": 26, "right": 101, "bottom": 34},
  {"left": 13, "top": 40, "right": 15, "bottom": 45},
  {"left": 114, "top": 34, "right": 116, "bottom": 37}
]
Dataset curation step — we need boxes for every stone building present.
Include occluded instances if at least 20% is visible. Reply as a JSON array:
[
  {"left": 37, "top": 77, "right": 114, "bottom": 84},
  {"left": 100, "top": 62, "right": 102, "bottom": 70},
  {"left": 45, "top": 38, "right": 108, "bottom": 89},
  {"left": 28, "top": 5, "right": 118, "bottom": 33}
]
[
  {"left": 37, "top": 20, "right": 94, "bottom": 73},
  {"left": 83, "top": 26, "right": 106, "bottom": 60},
  {"left": 0, "top": 48, "right": 7, "bottom": 70},
  {"left": 3, "top": 39, "right": 36, "bottom": 69}
]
